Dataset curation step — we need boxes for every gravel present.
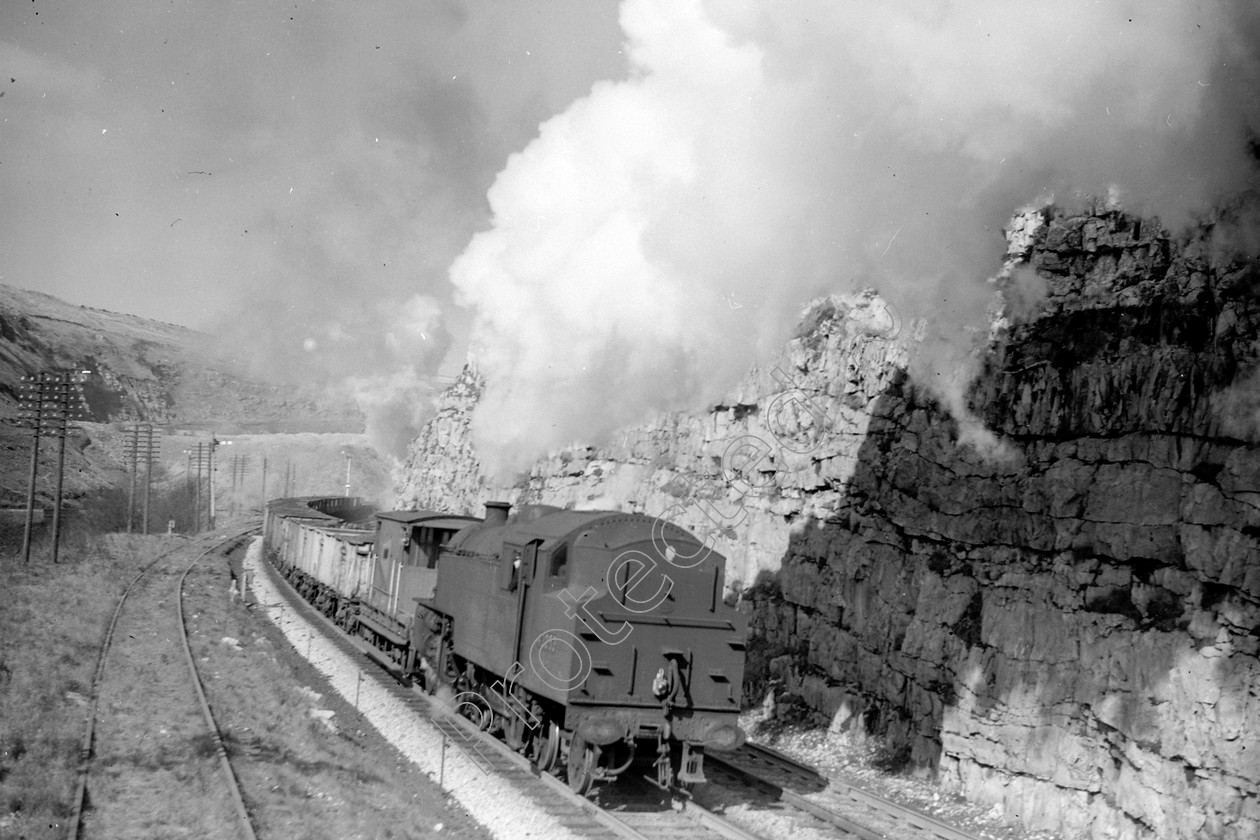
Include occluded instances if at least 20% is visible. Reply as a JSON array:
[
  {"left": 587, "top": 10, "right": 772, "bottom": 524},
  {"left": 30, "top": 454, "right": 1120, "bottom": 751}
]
[
  {"left": 245, "top": 538, "right": 587, "bottom": 840},
  {"left": 739, "top": 706, "right": 1063, "bottom": 840}
]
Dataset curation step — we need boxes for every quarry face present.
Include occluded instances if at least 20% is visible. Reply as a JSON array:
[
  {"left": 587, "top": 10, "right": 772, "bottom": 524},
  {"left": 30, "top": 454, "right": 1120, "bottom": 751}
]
[{"left": 399, "top": 205, "right": 1260, "bottom": 840}]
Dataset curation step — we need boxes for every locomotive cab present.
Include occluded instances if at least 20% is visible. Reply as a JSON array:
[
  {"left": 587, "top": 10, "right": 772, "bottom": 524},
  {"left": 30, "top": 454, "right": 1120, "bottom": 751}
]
[{"left": 353, "top": 510, "right": 477, "bottom": 680}]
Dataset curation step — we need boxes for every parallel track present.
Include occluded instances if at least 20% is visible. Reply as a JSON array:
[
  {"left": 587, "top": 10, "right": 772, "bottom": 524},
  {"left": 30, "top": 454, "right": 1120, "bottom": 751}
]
[
  {"left": 68, "top": 527, "right": 260, "bottom": 840},
  {"left": 257, "top": 542, "right": 763, "bottom": 840},
  {"left": 707, "top": 742, "right": 986, "bottom": 840}
]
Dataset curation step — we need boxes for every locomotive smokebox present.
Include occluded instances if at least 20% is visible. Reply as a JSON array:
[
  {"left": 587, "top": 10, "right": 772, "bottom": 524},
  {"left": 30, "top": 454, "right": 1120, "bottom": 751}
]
[{"left": 483, "top": 501, "right": 512, "bottom": 526}]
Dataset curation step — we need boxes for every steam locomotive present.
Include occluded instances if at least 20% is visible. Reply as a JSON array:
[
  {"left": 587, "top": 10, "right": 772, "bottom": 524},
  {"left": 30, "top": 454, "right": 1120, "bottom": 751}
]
[{"left": 262, "top": 496, "right": 747, "bottom": 794}]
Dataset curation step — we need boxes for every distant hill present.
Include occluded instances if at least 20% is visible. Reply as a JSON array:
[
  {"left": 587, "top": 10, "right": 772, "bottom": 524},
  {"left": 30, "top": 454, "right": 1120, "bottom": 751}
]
[
  {"left": 0, "top": 284, "right": 362, "bottom": 432},
  {"left": 0, "top": 284, "right": 365, "bottom": 511}
]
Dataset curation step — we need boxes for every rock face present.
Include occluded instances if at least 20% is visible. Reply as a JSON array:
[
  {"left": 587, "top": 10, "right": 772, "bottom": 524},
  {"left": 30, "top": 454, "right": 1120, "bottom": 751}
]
[
  {"left": 397, "top": 206, "right": 1260, "bottom": 840},
  {"left": 398, "top": 292, "right": 907, "bottom": 590}
]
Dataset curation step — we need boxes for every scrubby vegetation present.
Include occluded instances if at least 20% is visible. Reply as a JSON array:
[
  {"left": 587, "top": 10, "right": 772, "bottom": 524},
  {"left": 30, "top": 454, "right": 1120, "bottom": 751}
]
[
  {"left": 0, "top": 533, "right": 160, "bottom": 839},
  {"left": 1, "top": 519, "right": 490, "bottom": 840}
]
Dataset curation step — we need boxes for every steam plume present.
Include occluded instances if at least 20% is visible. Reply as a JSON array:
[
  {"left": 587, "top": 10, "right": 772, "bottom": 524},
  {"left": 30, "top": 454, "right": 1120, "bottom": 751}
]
[{"left": 452, "top": 0, "right": 1260, "bottom": 475}]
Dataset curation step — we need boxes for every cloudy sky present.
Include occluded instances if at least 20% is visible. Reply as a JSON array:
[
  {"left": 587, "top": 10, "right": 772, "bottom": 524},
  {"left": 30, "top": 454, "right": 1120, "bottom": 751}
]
[
  {"left": 1, "top": 0, "right": 621, "bottom": 342},
  {"left": 4, "top": 1, "right": 1259, "bottom": 467},
  {"left": 2, "top": 0, "right": 623, "bottom": 452}
]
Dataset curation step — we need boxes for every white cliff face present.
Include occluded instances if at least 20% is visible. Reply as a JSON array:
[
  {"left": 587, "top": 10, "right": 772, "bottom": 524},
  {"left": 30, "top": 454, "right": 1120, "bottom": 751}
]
[
  {"left": 397, "top": 206, "right": 1260, "bottom": 840},
  {"left": 396, "top": 291, "right": 906, "bottom": 591}
]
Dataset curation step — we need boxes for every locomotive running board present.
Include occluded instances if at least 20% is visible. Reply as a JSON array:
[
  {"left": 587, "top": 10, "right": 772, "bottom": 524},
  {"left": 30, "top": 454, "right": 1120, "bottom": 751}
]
[{"left": 361, "top": 641, "right": 410, "bottom": 686}]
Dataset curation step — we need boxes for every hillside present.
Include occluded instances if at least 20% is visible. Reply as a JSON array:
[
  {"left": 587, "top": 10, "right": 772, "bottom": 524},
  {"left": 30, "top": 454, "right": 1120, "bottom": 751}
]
[
  {"left": 0, "top": 284, "right": 361, "bottom": 431},
  {"left": 0, "top": 285, "right": 373, "bottom": 512}
]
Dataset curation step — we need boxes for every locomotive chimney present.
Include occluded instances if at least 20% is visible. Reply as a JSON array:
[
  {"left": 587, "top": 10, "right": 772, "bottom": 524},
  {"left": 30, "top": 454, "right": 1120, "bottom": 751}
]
[{"left": 484, "top": 501, "right": 511, "bottom": 526}]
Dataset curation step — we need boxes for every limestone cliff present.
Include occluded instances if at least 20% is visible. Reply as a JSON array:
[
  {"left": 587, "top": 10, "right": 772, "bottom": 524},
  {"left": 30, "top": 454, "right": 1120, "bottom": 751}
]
[
  {"left": 396, "top": 205, "right": 1260, "bottom": 840},
  {"left": 398, "top": 291, "right": 906, "bottom": 589}
]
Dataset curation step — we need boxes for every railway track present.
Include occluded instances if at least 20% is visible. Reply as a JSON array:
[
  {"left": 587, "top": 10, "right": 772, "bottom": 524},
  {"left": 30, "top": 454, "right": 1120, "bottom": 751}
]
[
  {"left": 68, "top": 528, "right": 259, "bottom": 840},
  {"left": 256, "top": 540, "right": 763, "bottom": 840},
  {"left": 704, "top": 743, "right": 985, "bottom": 840}
]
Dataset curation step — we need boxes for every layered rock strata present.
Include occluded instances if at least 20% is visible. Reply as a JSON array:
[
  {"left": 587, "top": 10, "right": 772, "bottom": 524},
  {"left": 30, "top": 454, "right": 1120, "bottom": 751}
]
[{"left": 397, "top": 206, "right": 1260, "bottom": 840}]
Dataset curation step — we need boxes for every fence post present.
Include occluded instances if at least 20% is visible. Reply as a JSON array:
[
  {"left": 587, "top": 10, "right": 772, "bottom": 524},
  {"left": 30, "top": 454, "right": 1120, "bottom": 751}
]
[{"left": 440, "top": 731, "right": 447, "bottom": 787}]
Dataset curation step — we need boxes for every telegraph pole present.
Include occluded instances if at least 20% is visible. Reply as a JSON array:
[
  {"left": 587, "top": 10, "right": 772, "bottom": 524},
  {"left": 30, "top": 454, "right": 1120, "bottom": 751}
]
[
  {"left": 124, "top": 424, "right": 160, "bottom": 534},
  {"left": 18, "top": 376, "right": 46, "bottom": 563},
  {"left": 143, "top": 427, "right": 157, "bottom": 534},
  {"left": 194, "top": 443, "right": 204, "bottom": 532},
  {"left": 208, "top": 436, "right": 230, "bottom": 530},
  {"left": 209, "top": 437, "right": 217, "bottom": 530},
  {"left": 50, "top": 396, "right": 70, "bottom": 564},
  {"left": 227, "top": 452, "right": 249, "bottom": 516},
  {"left": 187, "top": 436, "right": 230, "bottom": 531},
  {"left": 126, "top": 423, "right": 139, "bottom": 533},
  {"left": 183, "top": 448, "right": 192, "bottom": 532},
  {"left": 184, "top": 445, "right": 210, "bottom": 533},
  {"left": 17, "top": 370, "right": 89, "bottom": 563}
]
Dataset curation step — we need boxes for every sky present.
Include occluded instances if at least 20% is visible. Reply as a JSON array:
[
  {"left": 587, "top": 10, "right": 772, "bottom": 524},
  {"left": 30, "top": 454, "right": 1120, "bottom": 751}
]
[
  {"left": 1, "top": 0, "right": 624, "bottom": 453},
  {"left": 1, "top": 0, "right": 623, "bottom": 328},
  {"left": 4, "top": 1, "right": 1260, "bottom": 469}
]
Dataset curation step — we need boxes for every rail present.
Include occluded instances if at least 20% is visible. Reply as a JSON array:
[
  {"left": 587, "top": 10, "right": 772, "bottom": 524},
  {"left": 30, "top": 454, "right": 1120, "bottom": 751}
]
[
  {"left": 709, "top": 741, "right": 987, "bottom": 840},
  {"left": 66, "top": 526, "right": 260, "bottom": 840},
  {"left": 176, "top": 532, "right": 260, "bottom": 840}
]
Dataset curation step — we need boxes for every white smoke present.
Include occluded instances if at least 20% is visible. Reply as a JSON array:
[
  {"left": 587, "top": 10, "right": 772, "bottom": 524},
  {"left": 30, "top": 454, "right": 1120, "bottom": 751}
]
[
  {"left": 452, "top": 0, "right": 1260, "bottom": 476},
  {"left": 344, "top": 294, "right": 448, "bottom": 459}
]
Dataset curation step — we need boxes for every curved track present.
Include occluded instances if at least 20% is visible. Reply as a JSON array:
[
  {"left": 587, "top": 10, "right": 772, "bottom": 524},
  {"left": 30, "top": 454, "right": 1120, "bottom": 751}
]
[{"left": 68, "top": 528, "right": 259, "bottom": 840}]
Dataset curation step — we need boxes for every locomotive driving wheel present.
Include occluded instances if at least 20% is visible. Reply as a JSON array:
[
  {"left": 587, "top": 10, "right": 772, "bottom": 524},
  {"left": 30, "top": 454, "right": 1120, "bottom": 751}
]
[{"left": 566, "top": 734, "right": 600, "bottom": 796}]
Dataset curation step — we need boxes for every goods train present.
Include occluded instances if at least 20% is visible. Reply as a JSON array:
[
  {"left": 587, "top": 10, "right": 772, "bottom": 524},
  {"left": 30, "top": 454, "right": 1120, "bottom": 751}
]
[{"left": 262, "top": 496, "right": 747, "bottom": 794}]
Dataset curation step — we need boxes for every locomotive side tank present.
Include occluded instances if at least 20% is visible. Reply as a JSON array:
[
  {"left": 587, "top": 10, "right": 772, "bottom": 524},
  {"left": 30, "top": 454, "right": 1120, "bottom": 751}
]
[{"left": 423, "top": 502, "right": 746, "bottom": 793}]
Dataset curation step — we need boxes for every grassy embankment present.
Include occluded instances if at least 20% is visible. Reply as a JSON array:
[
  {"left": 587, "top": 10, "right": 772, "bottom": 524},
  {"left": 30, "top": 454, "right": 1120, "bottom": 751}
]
[
  {"left": 1, "top": 524, "right": 493, "bottom": 840},
  {"left": 0, "top": 526, "right": 159, "bottom": 839}
]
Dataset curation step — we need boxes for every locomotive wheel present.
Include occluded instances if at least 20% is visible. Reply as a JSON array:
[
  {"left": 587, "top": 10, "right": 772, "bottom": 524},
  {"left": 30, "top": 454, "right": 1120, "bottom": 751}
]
[
  {"left": 529, "top": 721, "right": 561, "bottom": 774},
  {"left": 566, "top": 734, "right": 599, "bottom": 796},
  {"left": 460, "top": 689, "right": 494, "bottom": 731}
]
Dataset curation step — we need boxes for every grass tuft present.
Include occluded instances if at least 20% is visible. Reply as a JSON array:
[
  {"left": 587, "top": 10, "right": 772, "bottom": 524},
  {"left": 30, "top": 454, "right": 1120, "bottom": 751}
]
[{"left": 0, "top": 535, "right": 171, "bottom": 840}]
